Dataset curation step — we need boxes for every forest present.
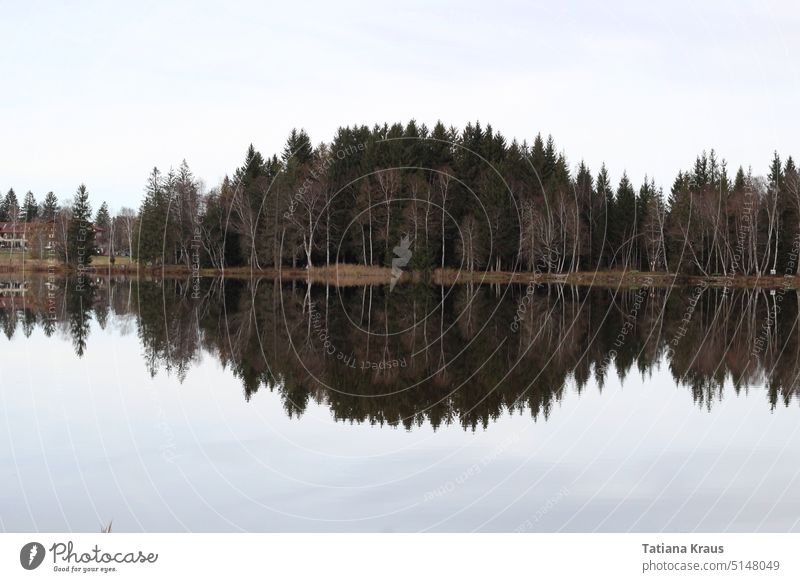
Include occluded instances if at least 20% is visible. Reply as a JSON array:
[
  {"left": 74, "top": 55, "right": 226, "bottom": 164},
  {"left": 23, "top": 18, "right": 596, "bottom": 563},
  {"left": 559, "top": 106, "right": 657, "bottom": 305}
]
[{"left": 3, "top": 120, "right": 799, "bottom": 277}]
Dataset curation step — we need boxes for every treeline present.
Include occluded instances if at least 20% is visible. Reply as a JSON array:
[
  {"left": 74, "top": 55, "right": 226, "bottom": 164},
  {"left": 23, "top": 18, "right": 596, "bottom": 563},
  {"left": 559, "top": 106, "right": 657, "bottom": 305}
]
[
  {"left": 7, "top": 120, "right": 800, "bottom": 275},
  {"left": 0, "top": 184, "right": 122, "bottom": 267}
]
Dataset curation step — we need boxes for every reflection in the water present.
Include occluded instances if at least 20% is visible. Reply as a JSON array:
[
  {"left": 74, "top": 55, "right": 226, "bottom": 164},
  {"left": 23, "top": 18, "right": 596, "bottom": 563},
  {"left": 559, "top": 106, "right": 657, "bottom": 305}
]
[{"left": 2, "top": 275, "right": 799, "bottom": 430}]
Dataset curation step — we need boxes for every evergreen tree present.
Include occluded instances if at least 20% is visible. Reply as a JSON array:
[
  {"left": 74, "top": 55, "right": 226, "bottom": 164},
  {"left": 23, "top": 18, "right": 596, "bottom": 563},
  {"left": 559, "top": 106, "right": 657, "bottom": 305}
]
[
  {"left": 95, "top": 202, "right": 111, "bottom": 231},
  {"left": 614, "top": 172, "right": 637, "bottom": 267},
  {"left": 136, "top": 168, "right": 170, "bottom": 265},
  {"left": 575, "top": 161, "right": 594, "bottom": 268},
  {"left": 733, "top": 166, "right": 747, "bottom": 193},
  {"left": 22, "top": 191, "right": 38, "bottom": 222},
  {"left": 778, "top": 156, "right": 799, "bottom": 272},
  {"left": 595, "top": 165, "right": 614, "bottom": 267},
  {"left": 785, "top": 156, "right": 797, "bottom": 180},
  {"left": 691, "top": 151, "right": 709, "bottom": 189},
  {"left": 281, "top": 130, "right": 312, "bottom": 166},
  {"left": 637, "top": 177, "right": 657, "bottom": 269},
  {"left": 40, "top": 191, "right": 59, "bottom": 221},
  {"left": 1, "top": 188, "right": 19, "bottom": 222},
  {"left": 665, "top": 171, "right": 693, "bottom": 273},
  {"left": 95, "top": 201, "right": 111, "bottom": 255},
  {"left": 543, "top": 135, "right": 557, "bottom": 183},
  {"left": 530, "top": 133, "right": 546, "bottom": 180},
  {"left": 231, "top": 144, "right": 269, "bottom": 267},
  {"left": 66, "top": 184, "right": 95, "bottom": 267},
  {"left": 768, "top": 151, "right": 783, "bottom": 190}
]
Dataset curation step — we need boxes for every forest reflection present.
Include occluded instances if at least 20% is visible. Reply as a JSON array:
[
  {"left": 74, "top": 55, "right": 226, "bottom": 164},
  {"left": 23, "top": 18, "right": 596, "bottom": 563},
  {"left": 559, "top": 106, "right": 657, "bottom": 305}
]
[{"left": 2, "top": 275, "right": 800, "bottom": 430}]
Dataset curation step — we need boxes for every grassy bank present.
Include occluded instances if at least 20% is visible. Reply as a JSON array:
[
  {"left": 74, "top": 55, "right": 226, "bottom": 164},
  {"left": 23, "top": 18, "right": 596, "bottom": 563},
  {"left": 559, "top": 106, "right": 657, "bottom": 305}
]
[
  {"left": 0, "top": 253, "right": 135, "bottom": 275},
  {"left": 2, "top": 254, "right": 799, "bottom": 288}
]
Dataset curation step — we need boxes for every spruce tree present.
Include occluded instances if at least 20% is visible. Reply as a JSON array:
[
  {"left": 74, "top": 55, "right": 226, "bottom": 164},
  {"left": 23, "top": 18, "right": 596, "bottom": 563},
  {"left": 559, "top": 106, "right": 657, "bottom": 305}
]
[
  {"left": 40, "top": 191, "right": 59, "bottom": 221},
  {"left": 95, "top": 202, "right": 111, "bottom": 255},
  {"left": 136, "top": 167, "right": 166, "bottom": 264},
  {"left": 637, "top": 177, "right": 657, "bottom": 269},
  {"left": 692, "top": 152, "right": 709, "bottom": 189},
  {"left": 768, "top": 151, "right": 783, "bottom": 190},
  {"left": 66, "top": 184, "right": 95, "bottom": 267},
  {"left": 95, "top": 202, "right": 111, "bottom": 231},
  {"left": 665, "top": 171, "right": 692, "bottom": 272},
  {"left": 575, "top": 161, "right": 595, "bottom": 268},
  {"left": 784, "top": 156, "right": 797, "bottom": 178},
  {"left": 281, "top": 131, "right": 312, "bottom": 166},
  {"left": 732, "top": 166, "right": 747, "bottom": 193},
  {"left": 1, "top": 189, "right": 19, "bottom": 222},
  {"left": 22, "top": 191, "right": 38, "bottom": 222},
  {"left": 595, "top": 165, "right": 614, "bottom": 267},
  {"left": 543, "top": 135, "right": 557, "bottom": 184},
  {"left": 614, "top": 172, "right": 637, "bottom": 267}
]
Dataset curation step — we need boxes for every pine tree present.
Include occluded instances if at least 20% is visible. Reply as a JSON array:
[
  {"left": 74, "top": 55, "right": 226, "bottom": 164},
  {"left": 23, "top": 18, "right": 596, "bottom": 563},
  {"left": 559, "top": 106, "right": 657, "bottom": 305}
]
[
  {"left": 733, "top": 166, "right": 747, "bottom": 193},
  {"left": 428, "top": 121, "right": 454, "bottom": 168},
  {"left": 22, "top": 191, "right": 38, "bottom": 222},
  {"left": 595, "top": 165, "right": 614, "bottom": 267},
  {"left": 692, "top": 151, "right": 709, "bottom": 189},
  {"left": 637, "top": 177, "right": 658, "bottom": 269},
  {"left": 136, "top": 167, "right": 169, "bottom": 265},
  {"left": 95, "top": 202, "right": 111, "bottom": 231},
  {"left": 40, "top": 191, "right": 59, "bottom": 221},
  {"left": 66, "top": 184, "right": 95, "bottom": 267},
  {"left": 778, "top": 156, "right": 799, "bottom": 273},
  {"left": 785, "top": 156, "right": 797, "bottom": 178},
  {"left": 665, "top": 171, "right": 692, "bottom": 272},
  {"left": 281, "top": 130, "right": 312, "bottom": 166},
  {"left": 530, "top": 133, "right": 545, "bottom": 179},
  {"left": 95, "top": 202, "right": 111, "bottom": 255},
  {"left": 768, "top": 151, "right": 783, "bottom": 190},
  {"left": 172, "top": 160, "right": 201, "bottom": 266},
  {"left": 1, "top": 189, "right": 19, "bottom": 222},
  {"left": 614, "top": 172, "right": 637, "bottom": 267},
  {"left": 575, "top": 161, "right": 594, "bottom": 268},
  {"left": 231, "top": 145, "right": 269, "bottom": 268}
]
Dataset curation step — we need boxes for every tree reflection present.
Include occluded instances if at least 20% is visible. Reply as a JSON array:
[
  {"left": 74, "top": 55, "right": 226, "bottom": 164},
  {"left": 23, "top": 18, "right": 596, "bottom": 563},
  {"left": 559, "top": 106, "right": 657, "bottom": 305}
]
[{"left": 2, "top": 274, "right": 800, "bottom": 429}]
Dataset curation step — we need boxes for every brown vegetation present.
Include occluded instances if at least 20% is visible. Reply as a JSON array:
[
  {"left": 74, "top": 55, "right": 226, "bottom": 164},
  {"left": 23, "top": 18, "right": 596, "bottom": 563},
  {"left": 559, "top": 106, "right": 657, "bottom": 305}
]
[{"left": 3, "top": 253, "right": 800, "bottom": 289}]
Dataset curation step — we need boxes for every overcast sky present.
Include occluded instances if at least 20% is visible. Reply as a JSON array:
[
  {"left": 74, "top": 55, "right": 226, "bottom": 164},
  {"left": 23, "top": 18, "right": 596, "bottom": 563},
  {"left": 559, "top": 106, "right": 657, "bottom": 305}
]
[{"left": 1, "top": 0, "right": 799, "bottom": 210}]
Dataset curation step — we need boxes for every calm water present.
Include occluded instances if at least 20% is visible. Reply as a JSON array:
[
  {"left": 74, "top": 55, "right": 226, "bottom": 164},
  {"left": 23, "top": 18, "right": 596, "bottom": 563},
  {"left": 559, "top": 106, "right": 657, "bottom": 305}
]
[{"left": 1, "top": 275, "right": 800, "bottom": 532}]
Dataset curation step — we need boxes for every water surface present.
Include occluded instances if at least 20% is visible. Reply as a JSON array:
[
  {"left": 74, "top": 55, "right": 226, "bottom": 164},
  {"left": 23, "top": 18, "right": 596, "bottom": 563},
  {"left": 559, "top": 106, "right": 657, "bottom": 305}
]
[{"left": 1, "top": 275, "right": 799, "bottom": 532}]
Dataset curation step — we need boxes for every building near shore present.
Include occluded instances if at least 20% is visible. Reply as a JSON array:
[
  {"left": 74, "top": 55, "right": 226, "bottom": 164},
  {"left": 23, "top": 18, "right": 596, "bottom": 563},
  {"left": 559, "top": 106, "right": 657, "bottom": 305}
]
[
  {"left": 0, "top": 220, "right": 106, "bottom": 256},
  {"left": 0, "top": 222, "right": 29, "bottom": 250}
]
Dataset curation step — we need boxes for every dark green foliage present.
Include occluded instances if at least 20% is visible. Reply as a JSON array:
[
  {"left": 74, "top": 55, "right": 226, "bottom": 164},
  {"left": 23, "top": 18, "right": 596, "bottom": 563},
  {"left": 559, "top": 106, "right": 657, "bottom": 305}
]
[
  {"left": 135, "top": 168, "right": 173, "bottom": 265},
  {"left": 66, "top": 184, "right": 95, "bottom": 268},
  {"left": 1, "top": 188, "right": 19, "bottom": 222},
  {"left": 13, "top": 279, "right": 799, "bottom": 425},
  {"left": 40, "top": 191, "right": 59, "bottom": 221},
  {"left": 22, "top": 191, "right": 38, "bottom": 222},
  {"left": 4, "top": 121, "right": 798, "bottom": 278},
  {"left": 95, "top": 201, "right": 111, "bottom": 231}
]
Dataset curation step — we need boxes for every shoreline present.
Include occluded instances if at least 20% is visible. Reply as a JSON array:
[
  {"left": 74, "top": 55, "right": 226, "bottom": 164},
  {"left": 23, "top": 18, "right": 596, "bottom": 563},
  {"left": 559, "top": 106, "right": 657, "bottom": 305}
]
[{"left": 1, "top": 261, "right": 799, "bottom": 288}]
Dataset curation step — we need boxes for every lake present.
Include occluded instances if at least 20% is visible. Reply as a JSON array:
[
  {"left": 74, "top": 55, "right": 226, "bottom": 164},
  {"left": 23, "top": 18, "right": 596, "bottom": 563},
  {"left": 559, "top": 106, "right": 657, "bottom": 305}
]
[{"left": 1, "top": 275, "right": 799, "bottom": 532}]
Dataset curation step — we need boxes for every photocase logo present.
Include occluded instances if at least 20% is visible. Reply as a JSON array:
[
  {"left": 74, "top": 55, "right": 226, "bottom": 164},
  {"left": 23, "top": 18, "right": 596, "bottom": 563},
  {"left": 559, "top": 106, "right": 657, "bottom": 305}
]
[
  {"left": 390, "top": 234, "right": 413, "bottom": 291},
  {"left": 20, "top": 542, "right": 46, "bottom": 570}
]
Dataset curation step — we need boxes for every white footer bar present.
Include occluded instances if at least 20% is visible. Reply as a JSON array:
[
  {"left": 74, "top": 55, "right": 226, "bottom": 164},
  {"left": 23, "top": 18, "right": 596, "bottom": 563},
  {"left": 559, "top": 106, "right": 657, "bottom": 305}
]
[{"left": 1, "top": 533, "right": 796, "bottom": 581}]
